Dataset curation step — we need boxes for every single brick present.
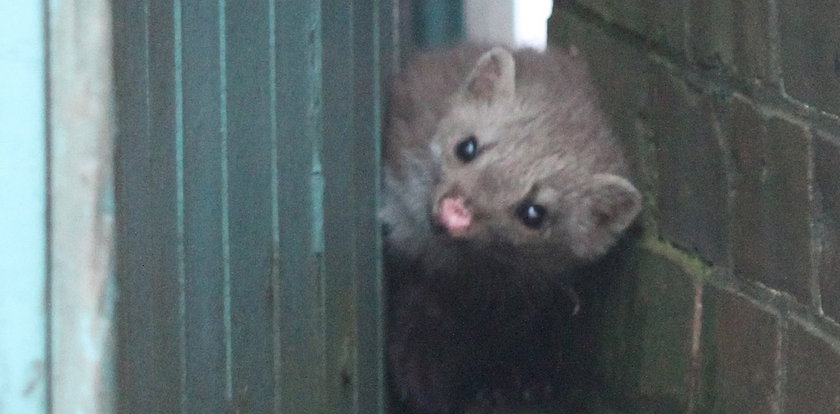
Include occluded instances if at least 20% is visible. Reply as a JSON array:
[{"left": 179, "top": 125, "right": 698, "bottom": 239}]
[
  {"left": 570, "top": 0, "right": 687, "bottom": 57},
  {"left": 731, "top": 0, "right": 775, "bottom": 82},
  {"left": 730, "top": 97, "right": 772, "bottom": 284},
  {"left": 648, "top": 68, "right": 729, "bottom": 265},
  {"left": 765, "top": 117, "right": 813, "bottom": 300},
  {"left": 700, "top": 286, "right": 781, "bottom": 413},
  {"left": 598, "top": 248, "right": 698, "bottom": 411},
  {"left": 784, "top": 323, "right": 840, "bottom": 413},
  {"left": 778, "top": 0, "right": 840, "bottom": 116},
  {"left": 815, "top": 133, "right": 840, "bottom": 322},
  {"left": 729, "top": 97, "right": 813, "bottom": 304}
]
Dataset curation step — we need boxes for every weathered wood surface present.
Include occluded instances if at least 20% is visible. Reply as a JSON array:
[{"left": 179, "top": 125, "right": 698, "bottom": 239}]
[
  {"left": 114, "top": 1, "right": 393, "bottom": 412},
  {"left": 48, "top": 1, "right": 116, "bottom": 413}
]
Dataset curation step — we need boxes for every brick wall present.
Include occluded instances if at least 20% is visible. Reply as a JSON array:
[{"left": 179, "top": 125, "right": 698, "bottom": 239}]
[{"left": 549, "top": 1, "right": 840, "bottom": 412}]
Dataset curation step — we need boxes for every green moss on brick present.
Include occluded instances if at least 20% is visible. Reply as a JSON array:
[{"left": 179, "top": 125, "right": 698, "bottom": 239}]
[
  {"left": 597, "top": 245, "right": 701, "bottom": 412},
  {"left": 641, "top": 233, "right": 715, "bottom": 282}
]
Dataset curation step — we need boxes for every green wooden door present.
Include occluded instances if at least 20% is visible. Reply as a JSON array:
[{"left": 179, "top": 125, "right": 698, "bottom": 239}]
[{"left": 113, "top": 1, "right": 393, "bottom": 412}]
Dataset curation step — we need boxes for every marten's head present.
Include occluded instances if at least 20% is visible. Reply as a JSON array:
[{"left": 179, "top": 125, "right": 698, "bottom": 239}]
[{"left": 429, "top": 47, "right": 642, "bottom": 276}]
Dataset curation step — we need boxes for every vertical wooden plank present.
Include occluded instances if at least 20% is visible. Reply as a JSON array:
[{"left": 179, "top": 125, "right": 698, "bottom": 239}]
[
  {"left": 113, "top": 1, "right": 156, "bottom": 412},
  {"left": 48, "top": 0, "right": 116, "bottom": 413},
  {"left": 380, "top": 0, "right": 398, "bottom": 78},
  {"left": 320, "top": 0, "right": 358, "bottom": 412},
  {"left": 224, "top": 1, "right": 277, "bottom": 412},
  {"left": 321, "top": 1, "right": 391, "bottom": 412},
  {"left": 0, "top": 2, "right": 48, "bottom": 412},
  {"left": 274, "top": 1, "right": 328, "bottom": 412},
  {"left": 267, "top": 1, "right": 284, "bottom": 411},
  {"left": 144, "top": 0, "right": 186, "bottom": 410},
  {"left": 114, "top": 0, "right": 184, "bottom": 411},
  {"left": 179, "top": 0, "right": 228, "bottom": 411},
  {"left": 353, "top": 2, "right": 389, "bottom": 412}
]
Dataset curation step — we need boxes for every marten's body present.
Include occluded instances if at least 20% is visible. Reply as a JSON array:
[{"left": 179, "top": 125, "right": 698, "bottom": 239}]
[{"left": 382, "top": 44, "right": 641, "bottom": 413}]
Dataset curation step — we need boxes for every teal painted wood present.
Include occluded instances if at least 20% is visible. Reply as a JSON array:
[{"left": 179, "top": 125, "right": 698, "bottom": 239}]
[
  {"left": 321, "top": 1, "right": 393, "bottom": 412},
  {"left": 112, "top": 2, "right": 155, "bottom": 411},
  {"left": 143, "top": 1, "right": 187, "bottom": 409},
  {"left": 180, "top": 0, "right": 230, "bottom": 411},
  {"left": 114, "top": 0, "right": 392, "bottom": 413},
  {"left": 0, "top": 3, "right": 48, "bottom": 413},
  {"left": 224, "top": 1, "right": 277, "bottom": 412},
  {"left": 350, "top": 2, "right": 392, "bottom": 412},
  {"left": 412, "top": 0, "right": 464, "bottom": 48},
  {"left": 274, "top": 1, "right": 329, "bottom": 411},
  {"left": 321, "top": 1, "right": 357, "bottom": 412},
  {"left": 114, "top": 0, "right": 185, "bottom": 412}
]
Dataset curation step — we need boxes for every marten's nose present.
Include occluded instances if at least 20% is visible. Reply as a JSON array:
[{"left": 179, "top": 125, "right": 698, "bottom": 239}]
[{"left": 434, "top": 196, "right": 472, "bottom": 237}]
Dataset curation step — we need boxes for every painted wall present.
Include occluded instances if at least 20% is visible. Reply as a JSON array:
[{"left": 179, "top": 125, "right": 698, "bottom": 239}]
[{"left": 0, "top": 2, "right": 48, "bottom": 411}]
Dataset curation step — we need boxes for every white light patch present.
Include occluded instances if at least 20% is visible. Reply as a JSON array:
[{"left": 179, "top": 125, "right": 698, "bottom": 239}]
[{"left": 514, "top": 0, "right": 553, "bottom": 50}]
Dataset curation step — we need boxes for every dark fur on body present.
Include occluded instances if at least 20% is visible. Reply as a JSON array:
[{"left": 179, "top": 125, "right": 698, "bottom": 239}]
[{"left": 382, "top": 43, "right": 641, "bottom": 413}]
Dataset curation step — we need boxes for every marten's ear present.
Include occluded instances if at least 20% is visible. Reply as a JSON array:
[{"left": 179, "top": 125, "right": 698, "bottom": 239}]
[
  {"left": 461, "top": 47, "right": 515, "bottom": 102},
  {"left": 566, "top": 174, "right": 642, "bottom": 260}
]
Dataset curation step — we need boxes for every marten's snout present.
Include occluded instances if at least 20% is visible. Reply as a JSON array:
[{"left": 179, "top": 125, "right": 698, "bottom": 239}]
[{"left": 434, "top": 196, "right": 472, "bottom": 237}]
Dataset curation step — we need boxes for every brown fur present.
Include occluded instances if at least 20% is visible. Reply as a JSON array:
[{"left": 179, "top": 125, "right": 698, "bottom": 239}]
[{"left": 382, "top": 43, "right": 641, "bottom": 414}]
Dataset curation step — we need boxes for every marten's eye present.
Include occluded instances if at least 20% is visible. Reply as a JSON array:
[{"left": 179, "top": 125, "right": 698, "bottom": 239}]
[
  {"left": 516, "top": 203, "right": 546, "bottom": 229},
  {"left": 455, "top": 135, "right": 478, "bottom": 162}
]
